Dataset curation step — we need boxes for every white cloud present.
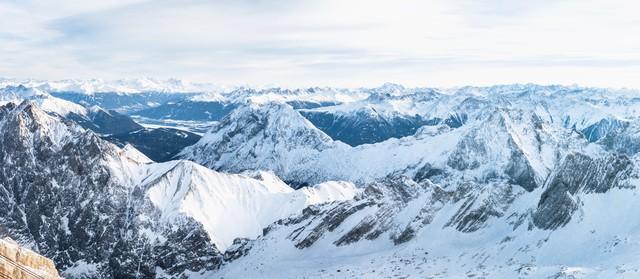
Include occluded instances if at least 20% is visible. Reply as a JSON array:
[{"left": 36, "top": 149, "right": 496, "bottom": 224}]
[{"left": 1, "top": 0, "right": 640, "bottom": 88}]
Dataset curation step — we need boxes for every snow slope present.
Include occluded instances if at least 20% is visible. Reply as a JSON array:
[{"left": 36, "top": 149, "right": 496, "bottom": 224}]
[
  {"left": 217, "top": 153, "right": 638, "bottom": 278},
  {"left": 0, "top": 85, "right": 87, "bottom": 116},
  {"left": 144, "top": 161, "right": 357, "bottom": 250}
]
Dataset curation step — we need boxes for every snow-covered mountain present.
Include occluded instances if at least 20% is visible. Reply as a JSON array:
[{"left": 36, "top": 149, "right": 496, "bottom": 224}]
[
  {"left": 0, "top": 84, "right": 202, "bottom": 162},
  {"left": 0, "top": 77, "right": 220, "bottom": 94},
  {"left": 179, "top": 97, "right": 588, "bottom": 188},
  {"left": 145, "top": 162, "right": 357, "bottom": 250},
  {"left": 113, "top": 82, "right": 640, "bottom": 148},
  {"left": 297, "top": 84, "right": 640, "bottom": 146},
  {"left": 66, "top": 106, "right": 143, "bottom": 135},
  {"left": 217, "top": 155, "right": 636, "bottom": 278},
  {"left": 0, "top": 101, "right": 219, "bottom": 278},
  {"left": 174, "top": 83, "right": 640, "bottom": 277},
  {"left": 0, "top": 85, "right": 144, "bottom": 134},
  {"left": 177, "top": 102, "right": 349, "bottom": 186},
  {"left": 6, "top": 82, "right": 640, "bottom": 278},
  {"left": 129, "top": 86, "right": 365, "bottom": 123},
  {"left": 0, "top": 85, "right": 88, "bottom": 116},
  {"left": 298, "top": 86, "right": 454, "bottom": 146},
  {"left": 0, "top": 101, "right": 356, "bottom": 278}
]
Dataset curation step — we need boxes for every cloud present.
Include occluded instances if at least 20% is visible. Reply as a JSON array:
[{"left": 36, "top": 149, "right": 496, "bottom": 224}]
[{"left": 1, "top": 0, "right": 640, "bottom": 88}]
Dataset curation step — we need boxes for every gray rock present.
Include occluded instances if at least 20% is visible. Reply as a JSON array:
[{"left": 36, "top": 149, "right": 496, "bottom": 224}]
[
  {"left": 533, "top": 153, "right": 633, "bottom": 230},
  {"left": 0, "top": 102, "right": 222, "bottom": 278}
]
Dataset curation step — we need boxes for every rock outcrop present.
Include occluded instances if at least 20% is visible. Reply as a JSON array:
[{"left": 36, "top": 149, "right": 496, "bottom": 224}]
[{"left": 0, "top": 237, "right": 60, "bottom": 279}]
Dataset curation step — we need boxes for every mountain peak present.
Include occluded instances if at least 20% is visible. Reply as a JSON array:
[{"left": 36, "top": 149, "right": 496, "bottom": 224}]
[
  {"left": 178, "top": 102, "right": 342, "bottom": 185},
  {"left": 145, "top": 160, "right": 357, "bottom": 251}
]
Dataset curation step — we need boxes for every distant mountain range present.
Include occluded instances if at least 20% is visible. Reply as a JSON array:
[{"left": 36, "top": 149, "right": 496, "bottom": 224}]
[{"left": 2, "top": 80, "right": 640, "bottom": 278}]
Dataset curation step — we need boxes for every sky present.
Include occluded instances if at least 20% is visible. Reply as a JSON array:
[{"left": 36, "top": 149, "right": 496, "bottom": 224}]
[{"left": 2, "top": 0, "right": 640, "bottom": 88}]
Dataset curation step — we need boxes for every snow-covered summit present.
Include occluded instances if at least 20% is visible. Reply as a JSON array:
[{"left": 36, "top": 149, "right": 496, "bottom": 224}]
[
  {"left": 0, "top": 85, "right": 87, "bottom": 116},
  {"left": 144, "top": 160, "right": 357, "bottom": 250},
  {"left": 178, "top": 102, "right": 349, "bottom": 184},
  {"left": 0, "top": 77, "right": 221, "bottom": 94},
  {"left": 181, "top": 96, "right": 594, "bottom": 188}
]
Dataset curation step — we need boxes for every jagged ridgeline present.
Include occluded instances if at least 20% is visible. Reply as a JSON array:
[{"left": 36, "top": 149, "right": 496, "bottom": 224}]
[
  {"left": 0, "top": 100, "right": 355, "bottom": 278},
  {"left": 178, "top": 84, "right": 640, "bottom": 278},
  {"left": 2, "top": 82, "right": 640, "bottom": 278},
  {"left": 0, "top": 101, "right": 222, "bottom": 278}
]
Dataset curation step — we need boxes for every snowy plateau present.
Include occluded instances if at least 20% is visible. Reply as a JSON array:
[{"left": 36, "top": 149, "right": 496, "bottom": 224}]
[{"left": 2, "top": 79, "right": 640, "bottom": 278}]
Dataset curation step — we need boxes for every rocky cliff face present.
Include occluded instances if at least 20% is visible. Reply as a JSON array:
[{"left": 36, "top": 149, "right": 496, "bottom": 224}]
[
  {"left": 217, "top": 153, "right": 638, "bottom": 277},
  {"left": 0, "top": 237, "right": 60, "bottom": 279},
  {"left": 0, "top": 101, "right": 359, "bottom": 278},
  {"left": 532, "top": 152, "right": 633, "bottom": 230},
  {"left": 0, "top": 102, "right": 221, "bottom": 278},
  {"left": 232, "top": 174, "right": 525, "bottom": 253}
]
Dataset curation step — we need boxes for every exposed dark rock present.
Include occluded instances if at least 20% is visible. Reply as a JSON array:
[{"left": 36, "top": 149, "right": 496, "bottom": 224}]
[
  {"left": 295, "top": 201, "right": 374, "bottom": 249},
  {"left": 533, "top": 153, "right": 633, "bottom": 230},
  {"left": 68, "top": 108, "right": 143, "bottom": 135},
  {"left": 581, "top": 119, "right": 640, "bottom": 155},
  {"left": 413, "top": 163, "right": 446, "bottom": 182},
  {"left": 223, "top": 238, "right": 253, "bottom": 262},
  {"left": 581, "top": 118, "right": 629, "bottom": 143},
  {"left": 447, "top": 133, "right": 487, "bottom": 171},
  {"left": 504, "top": 147, "right": 539, "bottom": 192},
  {"left": 392, "top": 227, "right": 416, "bottom": 245},
  {"left": 334, "top": 216, "right": 376, "bottom": 246},
  {"left": 0, "top": 102, "right": 222, "bottom": 278}
]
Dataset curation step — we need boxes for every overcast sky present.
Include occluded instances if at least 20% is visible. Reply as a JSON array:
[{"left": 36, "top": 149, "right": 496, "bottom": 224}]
[{"left": 2, "top": 0, "right": 640, "bottom": 88}]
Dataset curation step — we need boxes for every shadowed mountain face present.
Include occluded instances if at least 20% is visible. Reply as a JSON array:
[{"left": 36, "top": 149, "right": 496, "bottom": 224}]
[
  {"left": 51, "top": 92, "right": 196, "bottom": 113},
  {"left": 105, "top": 128, "right": 201, "bottom": 162},
  {"left": 67, "top": 108, "right": 143, "bottom": 135},
  {"left": 300, "top": 110, "right": 467, "bottom": 146},
  {"left": 132, "top": 100, "right": 237, "bottom": 121}
]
